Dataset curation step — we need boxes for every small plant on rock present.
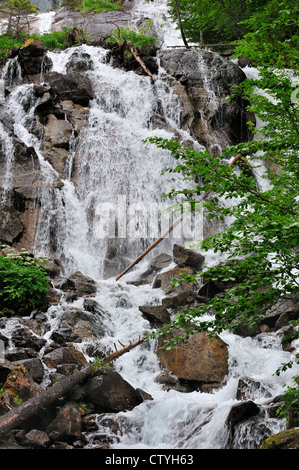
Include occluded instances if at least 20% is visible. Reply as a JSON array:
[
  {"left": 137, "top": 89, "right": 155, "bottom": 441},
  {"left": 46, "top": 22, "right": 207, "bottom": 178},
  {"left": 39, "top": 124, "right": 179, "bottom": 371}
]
[{"left": 0, "top": 246, "right": 50, "bottom": 316}]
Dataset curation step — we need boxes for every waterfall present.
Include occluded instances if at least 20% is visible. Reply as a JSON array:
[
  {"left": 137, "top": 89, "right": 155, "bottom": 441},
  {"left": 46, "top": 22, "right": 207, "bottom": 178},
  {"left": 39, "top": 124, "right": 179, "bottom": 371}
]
[{"left": 0, "top": 1, "right": 299, "bottom": 450}]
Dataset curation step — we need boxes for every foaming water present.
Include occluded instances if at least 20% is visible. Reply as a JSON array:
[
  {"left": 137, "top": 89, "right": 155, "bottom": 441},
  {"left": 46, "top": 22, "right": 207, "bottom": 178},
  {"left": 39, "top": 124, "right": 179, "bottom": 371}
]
[{"left": 1, "top": 3, "right": 298, "bottom": 450}]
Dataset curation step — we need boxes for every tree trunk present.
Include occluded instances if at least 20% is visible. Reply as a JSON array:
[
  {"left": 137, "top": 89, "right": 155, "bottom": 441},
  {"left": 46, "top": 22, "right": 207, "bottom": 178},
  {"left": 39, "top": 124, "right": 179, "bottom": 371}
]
[
  {"left": 0, "top": 337, "right": 147, "bottom": 437},
  {"left": 174, "top": 0, "right": 190, "bottom": 49},
  {"left": 128, "top": 44, "right": 156, "bottom": 81},
  {"left": 0, "top": 364, "right": 93, "bottom": 438}
]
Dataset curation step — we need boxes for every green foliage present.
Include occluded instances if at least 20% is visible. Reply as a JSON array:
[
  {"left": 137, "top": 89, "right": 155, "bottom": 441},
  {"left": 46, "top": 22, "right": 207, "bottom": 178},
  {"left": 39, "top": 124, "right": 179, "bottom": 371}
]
[
  {"left": 107, "top": 26, "right": 157, "bottom": 53},
  {"left": 79, "top": 0, "right": 123, "bottom": 13},
  {"left": 234, "top": 0, "right": 299, "bottom": 68},
  {"left": 0, "top": 26, "right": 87, "bottom": 61},
  {"left": 166, "top": 0, "right": 298, "bottom": 64},
  {"left": 0, "top": 247, "right": 50, "bottom": 315},
  {"left": 0, "top": 0, "right": 38, "bottom": 39},
  {"left": 147, "top": 65, "right": 299, "bottom": 349},
  {"left": 166, "top": 0, "right": 269, "bottom": 44},
  {"left": 0, "top": 32, "right": 26, "bottom": 59},
  {"left": 276, "top": 379, "right": 299, "bottom": 426},
  {"left": 32, "top": 26, "right": 85, "bottom": 50}
]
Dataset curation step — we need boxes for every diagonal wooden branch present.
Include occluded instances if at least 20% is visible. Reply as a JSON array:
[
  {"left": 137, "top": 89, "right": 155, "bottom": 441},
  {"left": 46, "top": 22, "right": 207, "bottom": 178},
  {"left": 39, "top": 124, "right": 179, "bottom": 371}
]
[
  {"left": 0, "top": 336, "right": 147, "bottom": 438},
  {"left": 115, "top": 153, "right": 245, "bottom": 281},
  {"left": 128, "top": 44, "right": 156, "bottom": 81}
]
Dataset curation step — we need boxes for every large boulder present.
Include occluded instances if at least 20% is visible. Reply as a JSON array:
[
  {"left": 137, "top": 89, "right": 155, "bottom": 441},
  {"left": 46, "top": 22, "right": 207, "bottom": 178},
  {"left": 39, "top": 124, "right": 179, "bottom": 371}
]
[
  {"left": 260, "top": 429, "right": 299, "bottom": 449},
  {"left": 52, "top": 7, "right": 132, "bottom": 43},
  {"left": 153, "top": 266, "right": 196, "bottom": 293},
  {"left": 42, "top": 346, "right": 87, "bottom": 369},
  {"left": 84, "top": 368, "right": 143, "bottom": 413},
  {"left": 44, "top": 72, "right": 93, "bottom": 107},
  {"left": 46, "top": 402, "right": 82, "bottom": 443},
  {"left": 18, "top": 38, "right": 52, "bottom": 77},
  {"left": 156, "top": 330, "right": 228, "bottom": 384},
  {"left": 173, "top": 244, "right": 205, "bottom": 270}
]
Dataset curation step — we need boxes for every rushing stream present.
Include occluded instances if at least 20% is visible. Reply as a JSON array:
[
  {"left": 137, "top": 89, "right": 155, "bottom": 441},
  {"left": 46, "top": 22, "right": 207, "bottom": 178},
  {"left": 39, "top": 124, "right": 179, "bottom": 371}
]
[{"left": 1, "top": 1, "right": 299, "bottom": 450}]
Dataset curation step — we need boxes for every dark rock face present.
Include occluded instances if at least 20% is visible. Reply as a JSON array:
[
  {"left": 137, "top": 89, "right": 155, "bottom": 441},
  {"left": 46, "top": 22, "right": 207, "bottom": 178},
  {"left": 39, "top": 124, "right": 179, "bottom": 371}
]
[
  {"left": 52, "top": 7, "right": 133, "bottom": 43},
  {"left": 18, "top": 38, "right": 52, "bottom": 77},
  {"left": 44, "top": 72, "right": 93, "bottom": 107},
  {"left": 159, "top": 48, "right": 255, "bottom": 151},
  {"left": 84, "top": 368, "right": 143, "bottom": 413},
  {"left": 173, "top": 244, "right": 205, "bottom": 270}
]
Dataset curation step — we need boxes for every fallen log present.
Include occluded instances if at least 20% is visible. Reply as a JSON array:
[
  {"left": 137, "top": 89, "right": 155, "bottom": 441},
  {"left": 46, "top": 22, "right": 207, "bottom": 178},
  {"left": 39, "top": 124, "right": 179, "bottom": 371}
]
[
  {"left": 128, "top": 45, "right": 156, "bottom": 81},
  {"left": 0, "top": 336, "right": 147, "bottom": 438},
  {"left": 115, "top": 153, "right": 245, "bottom": 281}
]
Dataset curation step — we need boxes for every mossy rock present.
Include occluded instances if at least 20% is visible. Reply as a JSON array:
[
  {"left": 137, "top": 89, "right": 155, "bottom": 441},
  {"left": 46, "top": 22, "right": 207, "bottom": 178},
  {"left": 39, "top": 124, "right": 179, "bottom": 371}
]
[{"left": 260, "top": 429, "right": 299, "bottom": 449}]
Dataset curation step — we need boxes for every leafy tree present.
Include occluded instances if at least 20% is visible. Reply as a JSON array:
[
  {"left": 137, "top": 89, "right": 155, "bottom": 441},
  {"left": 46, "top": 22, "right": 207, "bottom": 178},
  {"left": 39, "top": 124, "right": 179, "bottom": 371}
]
[
  {"left": 147, "top": 60, "right": 299, "bottom": 352},
  {"left": 0, "top": 0, "right": 38, "bottom": 39},
  {"left": 166, "top": 0, "right": 269, "bottom": 44},
  {"left": 234, "top": 0, "right": 299, "bottom": 68}
]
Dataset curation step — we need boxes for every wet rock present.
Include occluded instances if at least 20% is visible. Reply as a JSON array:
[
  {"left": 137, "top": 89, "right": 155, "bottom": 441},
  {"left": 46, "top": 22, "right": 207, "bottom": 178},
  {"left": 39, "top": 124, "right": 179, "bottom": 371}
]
[
  {"left": 153, "top": 266, "right": 196, "bottom": 293},
  {"left": 2, "top": 364, "right": 43, "bottom": 404},
  {"left": 226, "top": 400, "right": 260, "bottom": 428},
  {"left": 159, "top": 48, "right": 255, "bottom": 149},
  {"left": 51, "top": 306, "right": 106, "bottom": 343},
  {"left": 173, "top": 244, "right": 205, "bottom": 270},
  {"left": 84, "top": 368, "right": 143, "bottom": 413},
  {"left": 44, "top": 257, "right": 63, "bottom": 278},
  {"left": 12, "top": 358, "right": 44, "bottom": 384},
  {"left": 83, "top": 297, "right": 107, "bottom": 316},
  {"left": 157, "top": 330, "right": 228, "bottom": 383},
  {"left": 52, "top": 7, "right": 132, "bottom": 43},
  {"left": 66, "top": 50, "right": 94, "bottom": 73},
  {"left": 23, "top": 429, "right": 51, "bottom": 449},
  {"left": 161, "top": 291, "right": 193, "bottom": 309},
  {"left": 47, "top": 402, "right": 82, "bottom": 443},
  {"left": 18, "top": 38, "right": 52, "bottom": 76},
  {"left": 0, "top": 361, "right": 14, "bottom": 383},
  {"left": 260, "top": 429, "right": 299, "bottom": 449},
  {"left": 265, "top": 295, "right": 299, "bottom": 330},
  {"left": 0, "top": 203, "right": 24, "bottom": 244},
  {"left": 44, "top": 71, "right": 93, "bottom": 107},
  {"left": 236, "top": 377, "right": 272, "bottom": 401},
  {"left": 11, "top": 327, "right": 47, "bottom": 352},
  {"left": 138, "top": 305, "right": 171, "bottom": 325},
  {"left": 5, "top": 347, "right": 39, "bottom": 362},
  {"left": 60, "top": 100, "right": 89, "bottom": 135},
  {"left": 128, "top": 253, "right": 172, "bottom": 285},
  {"left": 42, "top": 345, "right": 87, "bottom": 369},
  {"left": 44, "top": 113, "right": 73, "bottom": 149},
  {"left": 65, "top": 271, "right": 97, "bottom": 298}
]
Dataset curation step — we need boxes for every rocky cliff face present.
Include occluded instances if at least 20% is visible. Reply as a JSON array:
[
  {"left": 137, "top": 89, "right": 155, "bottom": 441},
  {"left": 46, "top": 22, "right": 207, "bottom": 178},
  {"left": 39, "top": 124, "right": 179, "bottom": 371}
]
[{"left": 0, "top": 30, "right": 253, "bottom": 255}]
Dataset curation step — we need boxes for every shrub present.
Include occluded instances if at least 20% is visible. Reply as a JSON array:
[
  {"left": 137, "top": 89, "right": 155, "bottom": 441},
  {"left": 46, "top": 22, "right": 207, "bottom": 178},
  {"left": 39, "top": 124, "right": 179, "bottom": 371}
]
[
  {"left": 0, "top": 248, "right": 50, "bottom": 316},
  {"left": 0, "top": 32, "right": 26, "bottom": 60},
  {"left": 107, "top": 26, "right": 157, "bottom": 53},
  {"left": 79, "top": 0, "right": 123, "bottom": 14},
  {"left": 277, "top": 378, "right": 299, "bottom": 428}
]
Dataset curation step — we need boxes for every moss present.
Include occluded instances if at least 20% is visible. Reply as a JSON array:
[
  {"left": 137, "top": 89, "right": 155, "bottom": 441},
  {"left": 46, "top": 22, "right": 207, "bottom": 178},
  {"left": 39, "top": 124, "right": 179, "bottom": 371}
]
[
  {"left": 260, "top": 429, "right": 299, "bottom": 449},
  {"left": 20, "top": 37, "right": 36, "bottom": 48}
]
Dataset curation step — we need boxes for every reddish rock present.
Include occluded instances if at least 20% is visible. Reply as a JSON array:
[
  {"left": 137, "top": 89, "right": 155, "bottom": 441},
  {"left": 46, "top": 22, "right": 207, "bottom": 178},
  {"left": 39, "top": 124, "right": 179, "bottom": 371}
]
[{"left": 157, "top": 330, "right": 228, "bottom": 383}]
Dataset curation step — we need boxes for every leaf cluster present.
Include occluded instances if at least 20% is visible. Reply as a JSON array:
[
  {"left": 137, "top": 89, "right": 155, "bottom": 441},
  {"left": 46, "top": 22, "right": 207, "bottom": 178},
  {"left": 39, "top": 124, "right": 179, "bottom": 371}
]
[
  {"left": 107, "top": 26, "right": 157, "bottom": 53},
  {"left": 276, "top": 378, "right": 299, "bottom": 426},
  {"left": 0, "top": 247, "right": 50, "bottom": 315}
]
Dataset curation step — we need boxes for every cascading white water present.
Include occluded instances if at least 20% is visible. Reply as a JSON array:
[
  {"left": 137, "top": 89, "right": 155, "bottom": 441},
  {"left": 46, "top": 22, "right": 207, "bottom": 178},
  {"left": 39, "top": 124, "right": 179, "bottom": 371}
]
[{"left": 1, "top": 2, "right": 299, "bottom": 450}]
